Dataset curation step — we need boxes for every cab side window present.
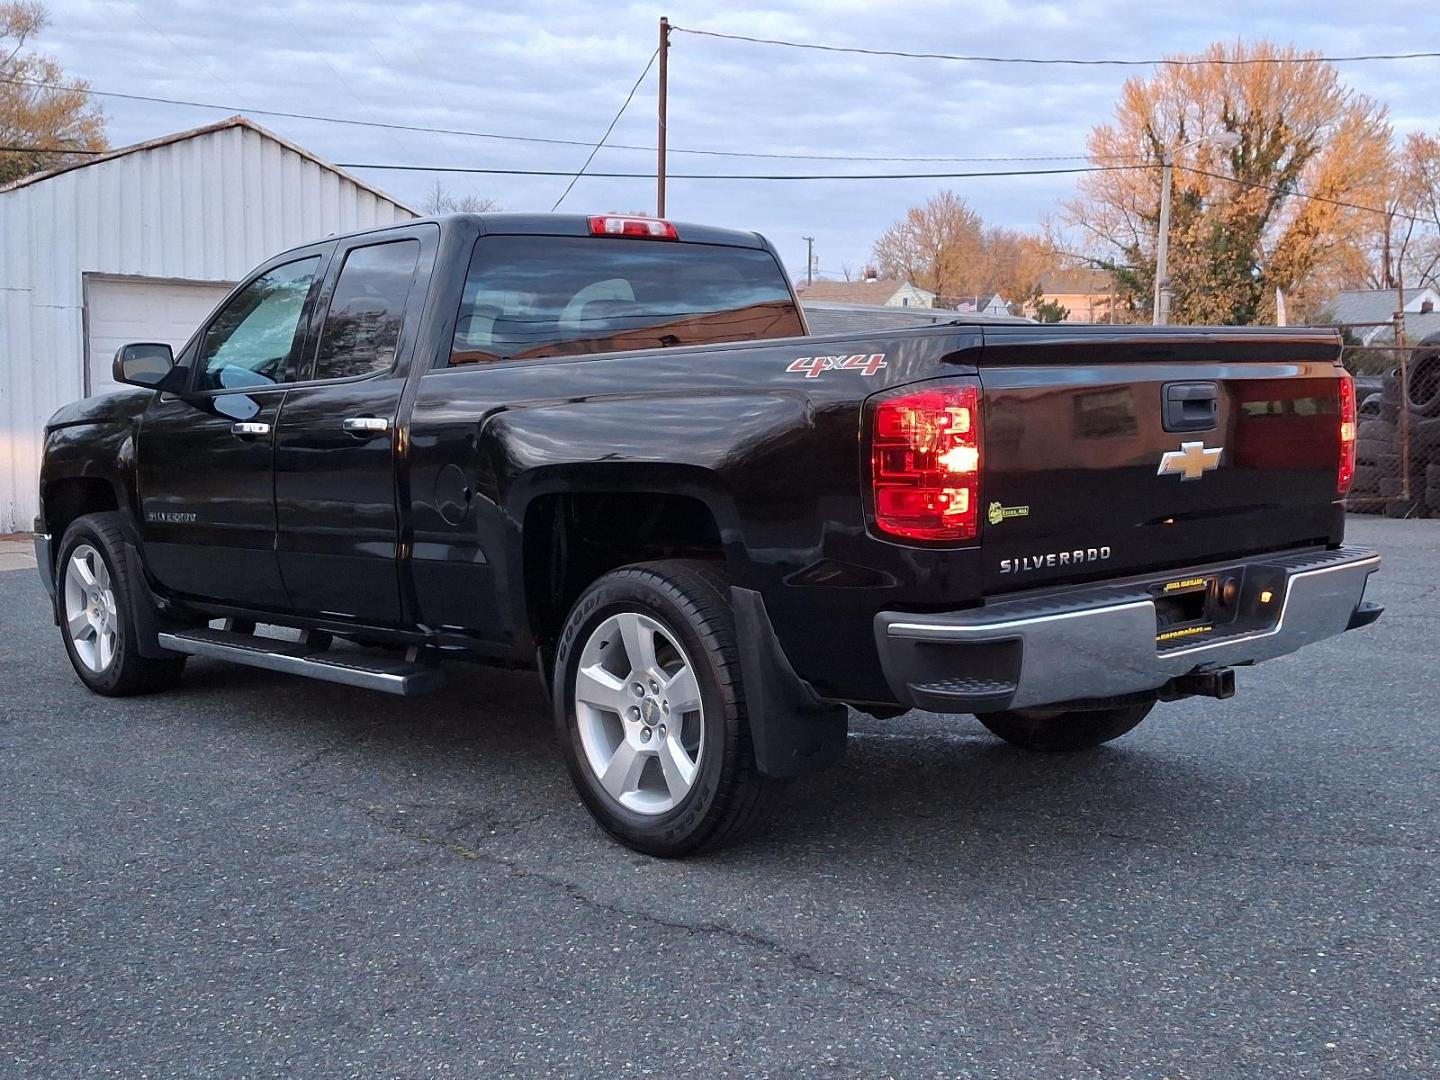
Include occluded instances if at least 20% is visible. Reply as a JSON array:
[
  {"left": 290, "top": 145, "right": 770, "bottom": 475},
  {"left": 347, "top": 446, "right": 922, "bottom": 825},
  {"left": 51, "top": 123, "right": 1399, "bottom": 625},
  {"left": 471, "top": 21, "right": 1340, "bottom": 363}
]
[
  {"left": 194, "top": 257, "right": 320, "bottom": 392},
  {"left": 313, "top": 240, "right": 421, "bottom": 381}
]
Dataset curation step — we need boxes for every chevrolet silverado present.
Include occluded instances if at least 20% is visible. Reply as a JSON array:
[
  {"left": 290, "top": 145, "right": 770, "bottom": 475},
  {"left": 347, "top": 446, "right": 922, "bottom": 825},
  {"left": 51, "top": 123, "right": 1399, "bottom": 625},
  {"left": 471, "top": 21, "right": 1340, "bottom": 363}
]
[{"left": 33, "top": 213, "right": 1382, "bottom": 855}]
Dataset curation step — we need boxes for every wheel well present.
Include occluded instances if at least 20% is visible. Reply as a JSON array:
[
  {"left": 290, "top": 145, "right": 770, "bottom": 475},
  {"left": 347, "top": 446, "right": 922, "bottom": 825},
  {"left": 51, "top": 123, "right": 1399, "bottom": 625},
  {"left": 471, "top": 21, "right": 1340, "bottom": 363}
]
[
  {"left": 43, "top": 478, "right": 118, "bottom": 546},
  {"left": 523, "top": 491, "right": 724, "bottom": 656}
]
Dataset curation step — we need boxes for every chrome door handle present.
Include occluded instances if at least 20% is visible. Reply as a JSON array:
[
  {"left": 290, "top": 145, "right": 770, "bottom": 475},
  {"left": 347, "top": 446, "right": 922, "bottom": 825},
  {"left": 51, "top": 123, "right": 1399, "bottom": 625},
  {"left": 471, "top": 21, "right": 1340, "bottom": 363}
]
[
  {"left": 341, "top": 416, "right": 390, "bottom": 436},
  {"left": 230, "top": 421, "right": 271, "bottom": 438}
]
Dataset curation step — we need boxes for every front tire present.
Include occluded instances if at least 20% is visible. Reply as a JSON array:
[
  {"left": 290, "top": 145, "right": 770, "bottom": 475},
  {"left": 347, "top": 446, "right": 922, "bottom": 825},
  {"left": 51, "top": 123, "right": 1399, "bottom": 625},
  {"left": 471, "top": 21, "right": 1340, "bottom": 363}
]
[
  {"left": 553, "top": 560, "right": 785, "bottom": 857},
  {"left": 56, "top": 513, "right": 186, "bottom": 696},
  {"left": 978, "top": 702, "right": 1154, "bottom": 752}
]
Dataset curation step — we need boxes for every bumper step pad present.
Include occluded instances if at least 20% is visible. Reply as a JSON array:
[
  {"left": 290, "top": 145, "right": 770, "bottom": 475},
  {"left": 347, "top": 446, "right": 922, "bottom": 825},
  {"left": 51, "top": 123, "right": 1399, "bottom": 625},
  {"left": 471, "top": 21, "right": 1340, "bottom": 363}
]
[{"left": 907, "top": 675, "right": 1017, "bottom": 712}]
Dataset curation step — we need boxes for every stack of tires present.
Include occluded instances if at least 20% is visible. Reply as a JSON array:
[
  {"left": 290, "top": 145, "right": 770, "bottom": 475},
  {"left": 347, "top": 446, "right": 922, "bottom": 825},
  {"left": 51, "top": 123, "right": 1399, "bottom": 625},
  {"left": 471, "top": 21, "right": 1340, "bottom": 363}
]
[
  {"left": 1361, "top": 332, "right": 1440, "bottom": 518},
  {"left": 1411, "top": 332, "right": 1440, "bottom": 515},
  {"left": 1350, "top": 396, "right": 1391, "bottom": 509}
]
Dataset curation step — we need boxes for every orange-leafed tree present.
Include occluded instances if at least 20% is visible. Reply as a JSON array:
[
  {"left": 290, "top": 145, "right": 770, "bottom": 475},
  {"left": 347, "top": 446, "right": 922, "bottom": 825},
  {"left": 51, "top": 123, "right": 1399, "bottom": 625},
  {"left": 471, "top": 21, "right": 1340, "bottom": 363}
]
[
  {"left": 1065, "top": 41, "right": 1391, "bottom": 325},
  {"left": 872, "top": 192, "right": 1064, "bottom": 308},
  {"left": 1, "top": 1, "right": 106, "bottom": 186},
  {"left": 871, "top": 190, "right": 988, "bottom": 303},
  {"left": 981, "top": 226, "right": 1070, "bottom": 308}
]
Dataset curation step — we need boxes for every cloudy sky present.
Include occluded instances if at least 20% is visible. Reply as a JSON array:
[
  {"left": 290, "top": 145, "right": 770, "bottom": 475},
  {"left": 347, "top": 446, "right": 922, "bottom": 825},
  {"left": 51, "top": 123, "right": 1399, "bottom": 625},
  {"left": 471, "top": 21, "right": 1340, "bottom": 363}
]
[{"left": 37, "top": 0, "right": 1438, "bottom": 281}]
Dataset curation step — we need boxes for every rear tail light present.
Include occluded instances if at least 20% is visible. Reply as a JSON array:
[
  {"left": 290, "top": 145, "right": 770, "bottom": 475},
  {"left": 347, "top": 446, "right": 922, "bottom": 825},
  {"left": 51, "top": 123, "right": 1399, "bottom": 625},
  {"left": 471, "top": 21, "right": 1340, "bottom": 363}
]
[
  {"left": 587, "top": 215, "right": 678, "bottom": 240},
  {"left": 1337, "top": 373, "right": 1356, "bottom": 495},
  {"left": 871, "top": 382, "right": 982, "bottom": 542}
]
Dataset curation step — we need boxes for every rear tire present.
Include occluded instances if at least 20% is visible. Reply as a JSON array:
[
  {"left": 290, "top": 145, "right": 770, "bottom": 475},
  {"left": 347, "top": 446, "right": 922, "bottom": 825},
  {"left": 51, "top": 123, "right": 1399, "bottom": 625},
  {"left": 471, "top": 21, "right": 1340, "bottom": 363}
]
[
  {"left": 978, "top": 702, "right": 1154, "bottom": 752},
  {"left": 553, "top": 560, "right": 786, "bottom": 857},
  {"left": 56, "top": 513, "right": 186, "bottom": 696}
]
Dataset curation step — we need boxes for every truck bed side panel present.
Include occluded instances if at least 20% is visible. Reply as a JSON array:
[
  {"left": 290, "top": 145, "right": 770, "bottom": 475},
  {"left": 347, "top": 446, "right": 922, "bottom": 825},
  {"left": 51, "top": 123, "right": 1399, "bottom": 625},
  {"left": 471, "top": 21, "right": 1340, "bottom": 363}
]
[{"left": 404, "top": 326, "right": 985, "bottom": 704}]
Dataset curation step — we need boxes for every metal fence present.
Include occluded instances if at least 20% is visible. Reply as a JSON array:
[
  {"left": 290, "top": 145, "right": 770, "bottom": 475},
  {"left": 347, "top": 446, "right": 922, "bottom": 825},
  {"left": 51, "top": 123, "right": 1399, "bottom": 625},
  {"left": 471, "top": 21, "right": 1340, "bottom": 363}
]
[{"left": 1339, "top": 328, "right": 1440, "bottom": 519}]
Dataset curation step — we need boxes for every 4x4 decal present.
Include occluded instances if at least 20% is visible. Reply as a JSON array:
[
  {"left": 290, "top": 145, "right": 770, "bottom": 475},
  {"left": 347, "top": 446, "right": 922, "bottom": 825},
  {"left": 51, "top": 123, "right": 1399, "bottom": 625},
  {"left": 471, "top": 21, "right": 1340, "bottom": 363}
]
[{"left": 786, "top": 353, "right": 887, "bottom": 378}]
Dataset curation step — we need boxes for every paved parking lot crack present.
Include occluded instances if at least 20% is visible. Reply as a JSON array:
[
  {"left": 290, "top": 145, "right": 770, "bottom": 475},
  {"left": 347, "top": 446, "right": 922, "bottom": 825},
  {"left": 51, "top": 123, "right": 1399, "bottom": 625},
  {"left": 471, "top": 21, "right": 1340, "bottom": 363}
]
[{"left": 356, "top": 802, "right": 914, "bottom": 1005}]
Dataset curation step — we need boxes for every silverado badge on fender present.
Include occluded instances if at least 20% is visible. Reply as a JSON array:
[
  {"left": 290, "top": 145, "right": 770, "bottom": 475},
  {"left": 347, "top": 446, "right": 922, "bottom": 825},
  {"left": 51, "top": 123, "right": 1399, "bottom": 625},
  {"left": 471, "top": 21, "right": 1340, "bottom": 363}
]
[{"left": 1157, "top": 441, "right": 1223, "bottom": 481}]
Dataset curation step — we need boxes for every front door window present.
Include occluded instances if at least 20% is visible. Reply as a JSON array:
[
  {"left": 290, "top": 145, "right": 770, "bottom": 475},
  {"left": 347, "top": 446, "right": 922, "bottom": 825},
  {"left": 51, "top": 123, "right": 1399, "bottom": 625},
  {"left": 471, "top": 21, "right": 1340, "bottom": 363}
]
[{"left": 194, "top": 257, "right": 320, "bottom": 392}]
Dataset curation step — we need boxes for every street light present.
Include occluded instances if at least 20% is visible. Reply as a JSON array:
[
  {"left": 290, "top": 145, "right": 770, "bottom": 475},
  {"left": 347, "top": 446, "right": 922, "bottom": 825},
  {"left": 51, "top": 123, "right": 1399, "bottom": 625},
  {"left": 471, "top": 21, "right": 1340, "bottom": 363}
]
[{"left": 1153, "top": 129, "right": 1242, "bottom": 325}]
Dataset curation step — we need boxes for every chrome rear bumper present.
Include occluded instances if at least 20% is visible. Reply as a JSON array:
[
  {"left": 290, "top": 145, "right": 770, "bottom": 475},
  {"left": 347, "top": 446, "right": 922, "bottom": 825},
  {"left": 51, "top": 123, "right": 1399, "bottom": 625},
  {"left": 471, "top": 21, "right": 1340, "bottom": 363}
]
[{"left": 875, "top": 546, "right": 1381, "bottom": 713}]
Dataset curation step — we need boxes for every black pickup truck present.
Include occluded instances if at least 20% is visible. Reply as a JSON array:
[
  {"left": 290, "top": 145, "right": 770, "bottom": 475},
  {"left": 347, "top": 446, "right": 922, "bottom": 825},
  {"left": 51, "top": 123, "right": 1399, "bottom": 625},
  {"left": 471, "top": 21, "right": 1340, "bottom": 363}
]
[{"left": 34, "top": 213, "right": 1382, "bottom": 855}]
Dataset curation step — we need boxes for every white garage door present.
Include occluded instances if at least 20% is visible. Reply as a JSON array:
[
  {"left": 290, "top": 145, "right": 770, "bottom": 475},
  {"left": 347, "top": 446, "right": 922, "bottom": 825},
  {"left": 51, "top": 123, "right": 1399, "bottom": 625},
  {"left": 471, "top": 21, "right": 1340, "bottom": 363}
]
[{"left": 86, "top": 277, "right": 234, "bottom": 395}]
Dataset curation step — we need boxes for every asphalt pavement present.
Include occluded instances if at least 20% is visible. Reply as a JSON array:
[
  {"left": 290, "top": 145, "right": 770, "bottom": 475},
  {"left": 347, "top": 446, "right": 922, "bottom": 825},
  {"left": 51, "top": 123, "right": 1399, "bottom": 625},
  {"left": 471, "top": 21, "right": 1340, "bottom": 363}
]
[{"left": 2, "top": 517, "right": 1436, "bottom": 1079}]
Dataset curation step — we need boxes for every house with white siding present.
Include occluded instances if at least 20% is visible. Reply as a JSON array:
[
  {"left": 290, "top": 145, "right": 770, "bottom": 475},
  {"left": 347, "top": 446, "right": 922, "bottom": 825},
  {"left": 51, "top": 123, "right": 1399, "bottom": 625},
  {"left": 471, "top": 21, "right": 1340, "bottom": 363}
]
[
  {"left": 1324, "top": 287, "right": 1440, "bottom": 346},
  {"left": 0, "top": 116, "right": 415, "bottom": 532}
]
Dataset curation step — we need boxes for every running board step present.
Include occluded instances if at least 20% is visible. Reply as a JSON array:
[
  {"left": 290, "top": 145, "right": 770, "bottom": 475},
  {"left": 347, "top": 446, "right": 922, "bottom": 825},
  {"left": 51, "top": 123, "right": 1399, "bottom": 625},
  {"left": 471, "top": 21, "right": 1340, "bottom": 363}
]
[{"left": 157, "top": 628, "right": 443, "bottom": 696}]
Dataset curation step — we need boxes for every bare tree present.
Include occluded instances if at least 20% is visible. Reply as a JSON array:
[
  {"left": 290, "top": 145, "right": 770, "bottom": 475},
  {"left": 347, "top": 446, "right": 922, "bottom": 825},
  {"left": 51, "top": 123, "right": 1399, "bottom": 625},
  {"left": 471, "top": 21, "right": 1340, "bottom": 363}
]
[
  {"left": 422, "top": 179, "right": 501, "bottom": 215},
  {"left": 1396, "top": 132, "right": 1440, "bottom": 289},
  {"left": 871, "top": 191, "right": 986, "bottom": 303}
]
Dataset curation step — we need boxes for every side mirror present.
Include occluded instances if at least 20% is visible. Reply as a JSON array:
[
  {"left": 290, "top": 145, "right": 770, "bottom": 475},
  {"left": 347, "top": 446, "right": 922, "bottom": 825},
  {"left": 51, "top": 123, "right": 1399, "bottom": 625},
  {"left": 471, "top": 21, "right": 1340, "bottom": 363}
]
[{"left": 113, "top": 343, "right": 186, "bottom": 393}]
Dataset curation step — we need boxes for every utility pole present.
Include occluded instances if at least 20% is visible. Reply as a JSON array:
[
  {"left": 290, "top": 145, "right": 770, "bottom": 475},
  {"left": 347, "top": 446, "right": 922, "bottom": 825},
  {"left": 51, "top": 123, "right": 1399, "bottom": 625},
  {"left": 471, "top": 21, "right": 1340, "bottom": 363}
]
[
  {"left": 1153, "top": 149, "right": 1174, "bottom": 325},
  {"left": 1397, "top": 273, "right": 1412, "bottom": 502},
  {"left": 1153, "top": 130, "right": 1240, "bottom": 326},
  {"left": 802, "top": 236, "right": 815, "bottom": 286},
  {"left": 657, "top": 16, "right": 671, "bottom": 218}
]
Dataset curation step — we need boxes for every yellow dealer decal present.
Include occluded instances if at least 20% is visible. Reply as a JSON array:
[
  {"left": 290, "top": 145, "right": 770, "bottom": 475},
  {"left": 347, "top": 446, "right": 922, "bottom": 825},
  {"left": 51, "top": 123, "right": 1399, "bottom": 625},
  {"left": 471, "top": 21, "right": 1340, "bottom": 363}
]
[
  {"left": 986, "top": 502, "right": 1031, "bottom": 527},
  {"left": 1162, "top": 577, "right": 1208, "bottom": 593},
  {"left": 1156, "top": 624, "right": 1214, "bottom": 643}
]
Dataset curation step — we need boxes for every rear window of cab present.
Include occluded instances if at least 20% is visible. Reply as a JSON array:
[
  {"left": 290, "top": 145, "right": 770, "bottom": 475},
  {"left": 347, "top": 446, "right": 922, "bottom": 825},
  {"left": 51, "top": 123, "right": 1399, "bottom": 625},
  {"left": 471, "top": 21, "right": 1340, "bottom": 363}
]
[{"left": 449, "top": 235, "right": 804, "bottom": 365}]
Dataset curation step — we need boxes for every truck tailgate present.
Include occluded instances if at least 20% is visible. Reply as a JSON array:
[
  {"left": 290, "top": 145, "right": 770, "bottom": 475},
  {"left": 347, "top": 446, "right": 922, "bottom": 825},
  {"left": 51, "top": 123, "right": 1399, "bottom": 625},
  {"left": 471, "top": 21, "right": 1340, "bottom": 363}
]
[{"left": 976, "top": 330, "right": 1346, "bottom": 593}]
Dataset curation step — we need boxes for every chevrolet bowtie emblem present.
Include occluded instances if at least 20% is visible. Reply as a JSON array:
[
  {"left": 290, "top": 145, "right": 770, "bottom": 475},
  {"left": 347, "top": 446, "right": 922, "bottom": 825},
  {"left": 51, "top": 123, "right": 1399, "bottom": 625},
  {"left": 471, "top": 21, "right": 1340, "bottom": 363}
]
[{"left": 1157, "top": 441, "right": 1223, "bottom": 481}]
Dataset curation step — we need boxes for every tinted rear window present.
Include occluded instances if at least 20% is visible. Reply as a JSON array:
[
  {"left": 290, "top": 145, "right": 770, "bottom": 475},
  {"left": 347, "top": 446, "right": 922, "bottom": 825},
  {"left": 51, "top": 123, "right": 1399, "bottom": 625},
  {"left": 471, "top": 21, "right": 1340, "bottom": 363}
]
[
  {"left": 449, "top": 235, "right": 803, "bottom": 365},
  {"left": 314, "top": 239, "right": 420, "bottom": 381}
]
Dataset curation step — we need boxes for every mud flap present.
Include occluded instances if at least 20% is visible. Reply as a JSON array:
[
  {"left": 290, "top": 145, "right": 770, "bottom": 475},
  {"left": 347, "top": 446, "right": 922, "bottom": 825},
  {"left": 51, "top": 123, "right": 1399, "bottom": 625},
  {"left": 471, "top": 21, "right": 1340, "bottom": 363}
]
[
  {"left": 731, "top": 586, "right": 849, "bottom": 778},
  {"left": 120, "top": 540, "right": 185, "bottom": 660}
]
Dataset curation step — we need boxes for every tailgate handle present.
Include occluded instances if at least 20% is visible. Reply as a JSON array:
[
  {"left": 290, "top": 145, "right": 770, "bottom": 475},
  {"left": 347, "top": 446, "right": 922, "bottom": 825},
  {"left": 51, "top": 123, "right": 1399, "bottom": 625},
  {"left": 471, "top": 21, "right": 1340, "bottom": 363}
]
[{"left": 1163, "top": 382, "right": 1218, "bottom": 433}]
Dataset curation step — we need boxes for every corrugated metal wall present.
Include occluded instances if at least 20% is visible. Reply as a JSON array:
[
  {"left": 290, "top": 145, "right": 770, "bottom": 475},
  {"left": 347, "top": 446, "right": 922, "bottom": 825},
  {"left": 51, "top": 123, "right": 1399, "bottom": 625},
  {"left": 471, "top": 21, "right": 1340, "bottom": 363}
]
[{"left": 0, "top": 122, "right": 415, "bottom": 532}]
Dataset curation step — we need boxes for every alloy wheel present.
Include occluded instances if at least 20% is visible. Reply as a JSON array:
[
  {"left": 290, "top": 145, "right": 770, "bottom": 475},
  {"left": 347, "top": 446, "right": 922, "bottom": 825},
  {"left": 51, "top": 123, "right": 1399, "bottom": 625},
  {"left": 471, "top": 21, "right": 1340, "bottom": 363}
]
[
  {"left": 64, "top": 544, "right": 119, "bottom": 674},
  {"left": 573, "top": 610, "right": 705, "bottom": 815}
]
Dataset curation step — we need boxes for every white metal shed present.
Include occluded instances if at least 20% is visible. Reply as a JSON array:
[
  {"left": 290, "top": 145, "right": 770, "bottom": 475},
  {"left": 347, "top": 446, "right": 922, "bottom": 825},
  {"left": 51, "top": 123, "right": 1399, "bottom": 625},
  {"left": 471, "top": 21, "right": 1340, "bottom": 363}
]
[{"left": 0, "top": 116, "right": 416, "bottom": 532}]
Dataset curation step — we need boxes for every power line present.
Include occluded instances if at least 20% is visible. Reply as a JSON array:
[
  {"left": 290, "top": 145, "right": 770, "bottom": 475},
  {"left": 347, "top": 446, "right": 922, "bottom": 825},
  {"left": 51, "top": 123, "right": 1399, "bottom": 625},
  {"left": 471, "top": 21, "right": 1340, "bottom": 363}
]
[
  {"left": 0, "top": 146, "right": 1130, "bottom": 181},
  {"left": 0, "top": 75, "right": 626, "bottom": 151},
  {"left": 276, "top": 7, "right": 417, "bottom": 163},
  {"left": 0, "top": 74, "right": 1131, "bottom": 165},
  {"left": 672, "top": 25, "right": 1440, "bottom": 66},
  {"left": 1178, "top": 164, "right": 1430, "bottom": 227},
  {"left": 339, "top": 162, "right": 1136, "bottom": 181},
  {"left": 334, "top": 158, "right": 1440, "bottom": 228},
  {"left": 2, "top": 145, "right": 1427, "bottom": 228},
  {"left": 0, "top": 145, "right": 105, "bottom": 154},
  {"left": 1, "top": 141, "right": 1429, "bottom": 228},
  {"left": 551, "top": 48, "right": 658, "bottom": 211}
]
